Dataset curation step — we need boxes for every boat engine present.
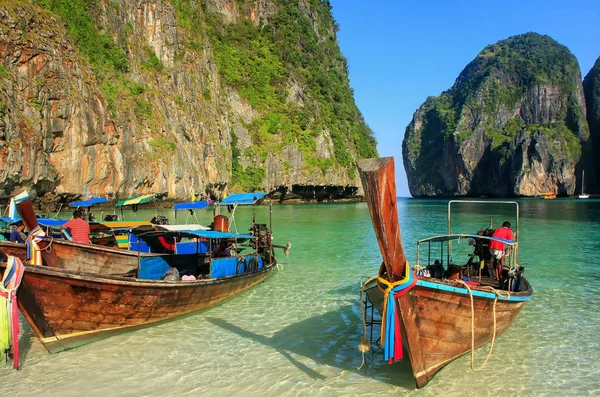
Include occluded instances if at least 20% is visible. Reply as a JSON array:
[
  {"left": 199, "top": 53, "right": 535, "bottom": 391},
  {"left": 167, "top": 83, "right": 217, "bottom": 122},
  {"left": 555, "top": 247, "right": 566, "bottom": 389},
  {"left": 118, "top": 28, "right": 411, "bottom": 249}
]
[
  {"left": 507, "top": 265, "right": 525, "bottom": 292},
  {"left": 151, "top": 215, "right": 170, "bottom": 225},
  {"left": 249, "top": 223, "right": 271, "bottom": 256}
]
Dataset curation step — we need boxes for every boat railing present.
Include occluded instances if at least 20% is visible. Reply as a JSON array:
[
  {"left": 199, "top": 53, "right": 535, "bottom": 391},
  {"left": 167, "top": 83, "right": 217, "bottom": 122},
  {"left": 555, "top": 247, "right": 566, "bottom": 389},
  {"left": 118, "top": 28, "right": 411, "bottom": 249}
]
[{"left": 415, "top": 234, "right": 519, "bottom": 287}]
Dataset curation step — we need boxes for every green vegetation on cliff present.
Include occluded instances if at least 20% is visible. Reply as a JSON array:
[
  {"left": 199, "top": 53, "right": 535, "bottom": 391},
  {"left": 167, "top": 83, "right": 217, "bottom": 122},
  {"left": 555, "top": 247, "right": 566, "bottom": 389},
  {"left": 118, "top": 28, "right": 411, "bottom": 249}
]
[
  {"left": 202, "top": 0, "right": 376, "bottom": 180},
  {"left": 36, "top": 0, "right": 128, "bottom": 74},
  {"left": 27, "top": 0, "right": 375, "bottom": 188}
]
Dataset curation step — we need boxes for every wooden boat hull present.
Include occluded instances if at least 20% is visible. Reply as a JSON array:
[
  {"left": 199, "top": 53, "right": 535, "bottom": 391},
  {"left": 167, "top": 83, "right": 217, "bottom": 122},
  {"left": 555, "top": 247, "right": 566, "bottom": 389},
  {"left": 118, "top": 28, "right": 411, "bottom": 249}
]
[
  {"left": 2, "top": 262, "right": 275, "bottom": 353},
  {"left": 0, "top": 240, "right": 164, "bottom": 275},
  {"left": 367, "top": 276, "right": 532, "bottom": 388}
]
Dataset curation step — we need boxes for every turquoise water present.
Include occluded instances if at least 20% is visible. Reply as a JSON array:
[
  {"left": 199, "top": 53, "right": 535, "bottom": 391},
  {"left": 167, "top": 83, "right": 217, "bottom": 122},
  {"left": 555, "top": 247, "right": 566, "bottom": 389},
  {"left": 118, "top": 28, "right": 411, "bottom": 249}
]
[{"left": 2, "top": 199, "right": 600, "bottom": 396}]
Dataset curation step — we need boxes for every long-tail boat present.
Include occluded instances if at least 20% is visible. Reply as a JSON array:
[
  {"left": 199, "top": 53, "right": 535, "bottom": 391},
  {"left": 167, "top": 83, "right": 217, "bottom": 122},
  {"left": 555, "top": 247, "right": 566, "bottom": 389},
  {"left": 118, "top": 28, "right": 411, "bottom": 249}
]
[
  {"left": 357, "top": 157, "right": 533, "bottom": 388},
  {"left": 0, "top": 191, "right": 280, "bottom": 353}
]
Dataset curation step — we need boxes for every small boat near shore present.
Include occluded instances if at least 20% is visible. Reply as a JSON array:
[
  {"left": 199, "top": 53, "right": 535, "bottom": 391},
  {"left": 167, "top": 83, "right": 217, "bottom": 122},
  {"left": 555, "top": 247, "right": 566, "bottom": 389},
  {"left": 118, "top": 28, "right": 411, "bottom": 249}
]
[
  {"left": 0, "top": 191, "right": 283, "bottom": 354},
  {"left": 357, "top": 157, "right": 533, "bottom": 388}
]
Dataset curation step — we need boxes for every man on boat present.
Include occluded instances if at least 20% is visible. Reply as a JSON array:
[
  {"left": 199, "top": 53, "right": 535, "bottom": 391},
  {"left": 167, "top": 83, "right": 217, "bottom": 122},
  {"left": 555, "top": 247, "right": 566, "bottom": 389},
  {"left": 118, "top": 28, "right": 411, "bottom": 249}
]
[
  {"left": 60, "top": 210, "right": 91, "bottom": 243},
  {"left": 9, "top": 223, "right": 26, "bottom": 243},
  {"left": 489, "top": 221, "right": 513, "bottom": 281}
]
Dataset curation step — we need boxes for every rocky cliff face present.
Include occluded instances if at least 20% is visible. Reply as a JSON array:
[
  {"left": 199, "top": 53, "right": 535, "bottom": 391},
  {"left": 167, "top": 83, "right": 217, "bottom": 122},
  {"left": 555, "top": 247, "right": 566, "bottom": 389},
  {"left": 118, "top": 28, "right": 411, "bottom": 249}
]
[
  {"left": 583, "top": 57, "right": 600, "bottom": 193},
  {"left": 0, "top": 0, "right": 376, "bottom": 205},
  {"left": 402, "top": 33, "right": 590, "bottom": 197}
]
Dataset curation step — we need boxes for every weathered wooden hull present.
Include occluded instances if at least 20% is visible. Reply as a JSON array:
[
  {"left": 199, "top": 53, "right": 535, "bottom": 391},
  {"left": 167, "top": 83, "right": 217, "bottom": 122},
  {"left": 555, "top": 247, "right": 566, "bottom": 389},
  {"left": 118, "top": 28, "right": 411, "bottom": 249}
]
[
  {"left": 367, "top": 277, "right": 532, "bottom": 388},
  {"left": 2, "top": 262, "right": 275, "bottom": 353},
  {"left": 0, "top": 240, "right": 164, "bottom": 275}
]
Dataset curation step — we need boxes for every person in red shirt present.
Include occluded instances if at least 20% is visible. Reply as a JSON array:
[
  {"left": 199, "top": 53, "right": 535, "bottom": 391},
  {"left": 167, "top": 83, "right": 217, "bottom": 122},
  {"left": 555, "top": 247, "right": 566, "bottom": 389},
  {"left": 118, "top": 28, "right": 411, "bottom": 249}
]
[
  {"left": 61, "top": 210, "right": 90, "bottom": 244},
  {"left": 489, "top": 221, "right": 513, "bottom": 281}
]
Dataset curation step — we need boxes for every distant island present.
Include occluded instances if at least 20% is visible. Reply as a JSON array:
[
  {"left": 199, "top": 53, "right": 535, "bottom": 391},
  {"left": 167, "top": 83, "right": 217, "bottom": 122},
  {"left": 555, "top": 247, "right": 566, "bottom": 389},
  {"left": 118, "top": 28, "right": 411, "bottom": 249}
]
[{"left": 403, "top": 33, "right": 600, "bottom": 198}]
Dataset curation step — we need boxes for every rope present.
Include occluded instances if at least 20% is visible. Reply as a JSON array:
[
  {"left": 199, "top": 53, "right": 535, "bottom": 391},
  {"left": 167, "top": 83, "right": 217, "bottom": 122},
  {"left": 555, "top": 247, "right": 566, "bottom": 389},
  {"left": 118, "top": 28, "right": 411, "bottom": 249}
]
[
  {"left": 51, "top": 203, "right": 63, "bottom": 218},
  {"left": 357, "top": 275, "right": 379, "bottom": 370},
  {"left": 454, "top": 280, "right": 511, "bottom": 371},
  {"left": 42, "top": 235, "right": 54, "bottom": 252}
]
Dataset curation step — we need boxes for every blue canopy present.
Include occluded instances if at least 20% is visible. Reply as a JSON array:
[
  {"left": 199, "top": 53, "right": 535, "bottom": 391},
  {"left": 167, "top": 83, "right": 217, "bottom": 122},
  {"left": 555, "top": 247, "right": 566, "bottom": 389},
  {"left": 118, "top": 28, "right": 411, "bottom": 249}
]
[
  {"left": 0, "top": 217, "right": 67, "bottom": 228},
  {"left": 135, "top": 228, "right": 253, "bottom": 240},
  {"left": 69, "top": 197, "right": 109, "bottom": 207},
  {"left": 218, "top": 193, "right": 266, "bottom": 206},
  {"left": 173, "top": 201, "right": 209, "bottom": 210}
]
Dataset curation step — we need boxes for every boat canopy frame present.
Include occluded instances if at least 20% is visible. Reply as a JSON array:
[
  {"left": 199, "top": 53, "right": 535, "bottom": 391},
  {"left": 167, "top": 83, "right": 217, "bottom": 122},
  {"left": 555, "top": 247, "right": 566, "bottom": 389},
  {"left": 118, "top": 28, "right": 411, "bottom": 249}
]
[{"left": 214, "top": 193, "right": 265, "bottom": 233}]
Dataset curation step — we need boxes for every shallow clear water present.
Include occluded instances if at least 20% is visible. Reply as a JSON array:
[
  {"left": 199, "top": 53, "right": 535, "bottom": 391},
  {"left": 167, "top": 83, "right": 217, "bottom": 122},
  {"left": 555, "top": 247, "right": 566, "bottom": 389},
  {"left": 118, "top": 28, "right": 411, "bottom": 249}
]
[{"left": 2, "top": 199, "right": 600, "bottom": 396}]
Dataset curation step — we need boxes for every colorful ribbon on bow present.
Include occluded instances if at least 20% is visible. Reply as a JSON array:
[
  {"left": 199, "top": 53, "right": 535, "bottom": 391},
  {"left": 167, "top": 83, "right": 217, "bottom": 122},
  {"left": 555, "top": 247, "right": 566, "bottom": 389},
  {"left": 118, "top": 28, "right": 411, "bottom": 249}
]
[
  {"left": 377, "top": 264, "right": 418, "bottom": 363},
  {"left": 1, "top": 256, "right": 25, "bottom": 369},
  {"left": 26, "top": 226, "right": 45, "bottom": 266}
]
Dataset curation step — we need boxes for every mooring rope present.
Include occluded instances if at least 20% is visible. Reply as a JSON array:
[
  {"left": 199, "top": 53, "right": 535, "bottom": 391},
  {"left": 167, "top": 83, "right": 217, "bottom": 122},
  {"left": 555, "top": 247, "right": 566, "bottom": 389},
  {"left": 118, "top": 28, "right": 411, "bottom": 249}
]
[{"left": 455, "top": 279, "right": 511, "bottom": 371}]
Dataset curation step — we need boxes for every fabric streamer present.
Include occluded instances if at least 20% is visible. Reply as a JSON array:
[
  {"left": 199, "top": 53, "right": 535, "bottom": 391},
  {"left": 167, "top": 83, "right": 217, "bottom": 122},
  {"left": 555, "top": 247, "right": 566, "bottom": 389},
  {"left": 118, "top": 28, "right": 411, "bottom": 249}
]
[
  {"left": 377, "top": 264, "right": 418, "bottom": 363},
  {"left": 0, "top": 256, "right": 25, "bottom": 369},
  {"left": 27, "top": 226, "right": 45, "bottom": 266}
]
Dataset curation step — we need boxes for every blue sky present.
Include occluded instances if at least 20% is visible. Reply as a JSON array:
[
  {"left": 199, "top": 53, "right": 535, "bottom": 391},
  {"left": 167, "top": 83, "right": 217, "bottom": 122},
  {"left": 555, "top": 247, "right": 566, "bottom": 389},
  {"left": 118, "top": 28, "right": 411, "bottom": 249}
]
[{"left": 330, "top": 0, "right": 600, "bottom": 197}]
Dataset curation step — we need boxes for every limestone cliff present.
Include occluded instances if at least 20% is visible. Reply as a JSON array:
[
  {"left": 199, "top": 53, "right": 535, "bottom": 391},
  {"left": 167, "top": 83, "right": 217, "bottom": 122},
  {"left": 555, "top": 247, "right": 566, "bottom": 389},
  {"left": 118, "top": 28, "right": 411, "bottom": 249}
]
[
  {"left": 583, "top": 57, "right": 600, "bottom": 193},
  {"left": 403, "top": 33, "right": 590, "bottom": 197},
  {"left": 0, "top": 0, "right": 376, "bottom": 205}
]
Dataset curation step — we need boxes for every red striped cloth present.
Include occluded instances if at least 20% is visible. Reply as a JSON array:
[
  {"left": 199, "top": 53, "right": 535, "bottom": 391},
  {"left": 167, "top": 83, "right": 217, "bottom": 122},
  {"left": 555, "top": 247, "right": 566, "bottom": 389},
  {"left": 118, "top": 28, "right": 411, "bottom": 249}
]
[{"left": 63, "top": 218, "right": 90, "bottom": 243}]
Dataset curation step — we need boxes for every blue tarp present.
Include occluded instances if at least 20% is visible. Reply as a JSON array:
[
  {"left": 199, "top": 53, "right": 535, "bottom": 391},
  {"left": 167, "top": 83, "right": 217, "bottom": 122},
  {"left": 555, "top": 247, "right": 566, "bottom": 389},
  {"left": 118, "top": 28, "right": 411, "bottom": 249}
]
[
  {"left": 218, "top": 193, "right": 265, "bottom": 206},
  {"left": 173, "top": 201, "right": 209, "bottom": 210},
  {"left": 0, "top": 217, "right": 67, "bottom": 228},
  {"left": 211, "top": 257, "right": 239, "bottom": 278},
  {"left": 175, "top": 241, "right": 209, "bottom": 254},
  {"left": 211, "top": 255, "right": 263, "bottom": 278},
  {"left": 138, "top": 256, "right": 170, "bottom": 280},
  {"left": 69, "top": 197, "right": 110, "bottom": 207},
  {"left": 128, "top": 233, "right": 151, "bottom": 252}
]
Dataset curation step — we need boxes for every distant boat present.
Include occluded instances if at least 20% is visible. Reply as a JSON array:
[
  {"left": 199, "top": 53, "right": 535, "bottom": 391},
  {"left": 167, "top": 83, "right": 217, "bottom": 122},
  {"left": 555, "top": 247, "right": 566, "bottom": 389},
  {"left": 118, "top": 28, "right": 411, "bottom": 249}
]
[
  {"left": 536, "top": 192, "right": 556, "bottom": 200},
  {"left": 579, "top": 171, "right": 589, "bottom": 199}
]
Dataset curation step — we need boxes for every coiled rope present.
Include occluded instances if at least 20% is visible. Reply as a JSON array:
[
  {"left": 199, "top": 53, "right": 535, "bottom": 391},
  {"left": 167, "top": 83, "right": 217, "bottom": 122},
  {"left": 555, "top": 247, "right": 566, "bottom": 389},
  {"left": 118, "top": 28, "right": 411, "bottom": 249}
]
[{"left": 455, "top": 279, "right": 511, "bottom": 371}]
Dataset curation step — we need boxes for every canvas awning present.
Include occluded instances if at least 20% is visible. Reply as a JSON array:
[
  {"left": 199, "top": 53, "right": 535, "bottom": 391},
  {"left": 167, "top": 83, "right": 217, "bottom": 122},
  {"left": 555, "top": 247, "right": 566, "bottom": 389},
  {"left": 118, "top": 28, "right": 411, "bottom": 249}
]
[
  {"left": 0, "top": 217, "right": 67, "bottom": 228},
  {"left": 69, "top": 197, "right": 110, "bottom": 207},
  {"left": 173, "top": 201, "right": 209, "bottom": 210},
  {"left": 218, "top": 193, "right": 265, "bottom": 206},
  {"left": 116, "top": 194, "right": 157, "bottom": 207}
]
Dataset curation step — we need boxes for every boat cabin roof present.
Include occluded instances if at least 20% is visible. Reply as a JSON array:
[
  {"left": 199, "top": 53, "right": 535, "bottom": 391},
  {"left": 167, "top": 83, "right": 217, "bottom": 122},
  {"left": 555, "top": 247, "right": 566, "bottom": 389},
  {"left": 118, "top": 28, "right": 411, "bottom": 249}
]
[
  {"left": 418, "top": 233, "right": 516, "bottom": 245},
  {"left": 157, "top": 224, "right": 210, "bottom": 231},
  {"left": 0, "top": 217, "right": 67, "bottom": 228},
  {"left": 218, "top": 193, "right": 265, "bottom": 206},
  {"left": 116, "top": 194, "right": 160, "bottom": 207},
  {"left": 173, "top": 201, "right": 209, "bottom": 210},
  {"left": 69, "top": 197, "right": 109, "bottom": 207}
]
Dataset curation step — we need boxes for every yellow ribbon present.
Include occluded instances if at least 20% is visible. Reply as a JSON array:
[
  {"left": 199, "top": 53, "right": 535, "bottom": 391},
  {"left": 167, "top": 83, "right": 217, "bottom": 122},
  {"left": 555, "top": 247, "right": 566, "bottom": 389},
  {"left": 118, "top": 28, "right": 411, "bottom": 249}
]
[{"left": 376, "top": 262, "right": 412, "bottom": 346}]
